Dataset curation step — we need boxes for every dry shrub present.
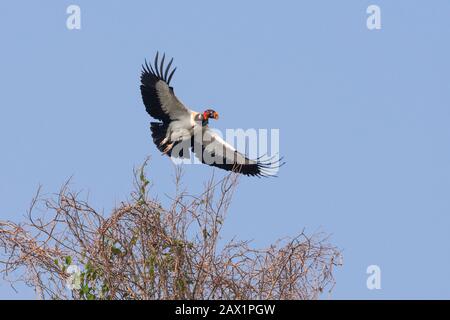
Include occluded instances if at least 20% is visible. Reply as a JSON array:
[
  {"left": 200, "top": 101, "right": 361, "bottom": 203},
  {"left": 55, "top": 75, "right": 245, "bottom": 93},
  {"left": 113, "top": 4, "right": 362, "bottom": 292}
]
[{"left": 0, "top": 160, "right": 341, "bottom": 299}]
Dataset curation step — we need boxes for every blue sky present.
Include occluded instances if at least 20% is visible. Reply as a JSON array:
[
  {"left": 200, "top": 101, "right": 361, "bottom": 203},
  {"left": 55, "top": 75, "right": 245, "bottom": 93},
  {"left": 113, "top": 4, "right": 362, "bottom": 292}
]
[{"left": 1, "top": 1, "right": 450, "bottom": 299}]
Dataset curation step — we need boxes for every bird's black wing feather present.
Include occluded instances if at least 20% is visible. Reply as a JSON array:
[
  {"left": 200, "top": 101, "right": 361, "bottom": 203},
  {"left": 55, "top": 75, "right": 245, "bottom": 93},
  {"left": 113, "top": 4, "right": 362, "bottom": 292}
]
[
  {"left": 140, "top": 52, "right": 189, "bottom": 123},
  {"left": 191, "top": 127, "right": 284, "bottom": 177}
]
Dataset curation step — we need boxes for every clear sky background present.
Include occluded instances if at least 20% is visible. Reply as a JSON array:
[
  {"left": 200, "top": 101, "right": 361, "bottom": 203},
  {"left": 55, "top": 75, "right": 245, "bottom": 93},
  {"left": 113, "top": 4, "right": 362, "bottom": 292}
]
[{"left": 1, "top": 1, "right": 450, "bottom": 299}]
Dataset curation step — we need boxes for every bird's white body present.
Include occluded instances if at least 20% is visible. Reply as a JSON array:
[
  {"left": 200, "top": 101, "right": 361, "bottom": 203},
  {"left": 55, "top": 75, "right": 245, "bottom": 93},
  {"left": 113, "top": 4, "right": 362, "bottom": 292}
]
[{"left": 163, "top": 112, "right": 200, "bottom": 150}]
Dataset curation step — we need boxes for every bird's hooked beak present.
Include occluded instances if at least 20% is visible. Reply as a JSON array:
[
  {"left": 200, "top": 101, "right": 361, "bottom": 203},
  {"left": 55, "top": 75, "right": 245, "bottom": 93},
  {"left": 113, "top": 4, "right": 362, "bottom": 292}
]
[{"left": 203, "top": 109, "right": 219, "bottom": 121}]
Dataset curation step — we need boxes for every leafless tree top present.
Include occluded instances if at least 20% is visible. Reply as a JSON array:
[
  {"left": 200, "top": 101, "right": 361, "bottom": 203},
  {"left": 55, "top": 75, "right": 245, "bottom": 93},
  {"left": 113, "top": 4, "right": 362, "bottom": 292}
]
[{"left": 0, "top": 160, "right": 341, "bottom": 300}]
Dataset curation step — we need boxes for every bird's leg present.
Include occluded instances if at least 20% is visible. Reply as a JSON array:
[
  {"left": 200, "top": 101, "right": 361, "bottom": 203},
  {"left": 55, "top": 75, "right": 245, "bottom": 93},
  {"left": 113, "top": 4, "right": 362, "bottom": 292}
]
[
  {"left": 159, "top": 135, "right": 172, "bottom": 154},
  {"left": 160, "top": 137, "right": 169, "bottom": 146},
  {"left": 162, "top": 142, "right": 174, "bottom": 154}
]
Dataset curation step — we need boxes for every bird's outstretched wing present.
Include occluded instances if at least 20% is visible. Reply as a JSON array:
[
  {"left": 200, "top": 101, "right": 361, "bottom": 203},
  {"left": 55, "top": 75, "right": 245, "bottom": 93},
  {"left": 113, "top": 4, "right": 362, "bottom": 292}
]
[
  {"left": 191, "top": 127, "right": 284, "bottom": 177},
  {"left": 140, "top": 52, "right": 190, "bottom": 123}
]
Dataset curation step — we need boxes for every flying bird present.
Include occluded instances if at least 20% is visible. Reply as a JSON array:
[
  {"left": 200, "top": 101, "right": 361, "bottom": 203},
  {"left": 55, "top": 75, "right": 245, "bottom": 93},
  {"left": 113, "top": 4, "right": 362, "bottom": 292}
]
[{"left": 140, "top": 52, "right": 282, "bottom": 177}]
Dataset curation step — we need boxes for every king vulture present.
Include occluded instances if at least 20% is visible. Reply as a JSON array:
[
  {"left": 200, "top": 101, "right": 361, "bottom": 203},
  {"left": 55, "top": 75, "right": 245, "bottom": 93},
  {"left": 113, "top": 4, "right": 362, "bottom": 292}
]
[{"left": 140, "top": 52, "right": 283, "bottom": 177}]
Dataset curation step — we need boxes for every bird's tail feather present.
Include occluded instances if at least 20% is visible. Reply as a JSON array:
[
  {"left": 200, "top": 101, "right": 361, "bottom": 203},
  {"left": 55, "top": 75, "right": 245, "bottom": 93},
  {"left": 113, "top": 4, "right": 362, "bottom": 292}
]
[{"left": 150, "top": 122, "right": 170, "bottom": 153}]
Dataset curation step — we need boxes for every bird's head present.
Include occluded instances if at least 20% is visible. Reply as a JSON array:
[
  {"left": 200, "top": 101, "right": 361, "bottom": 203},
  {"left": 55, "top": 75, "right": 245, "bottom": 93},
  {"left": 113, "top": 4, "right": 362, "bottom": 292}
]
[{"left": 202, "top": 109, "right": 219, "bottom": 121}]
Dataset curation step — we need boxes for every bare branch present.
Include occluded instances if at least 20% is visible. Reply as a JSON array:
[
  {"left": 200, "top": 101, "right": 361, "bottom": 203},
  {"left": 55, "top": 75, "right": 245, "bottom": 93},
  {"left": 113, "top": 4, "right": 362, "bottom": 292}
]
[{"left": 0, "top": 161, "right": 341, "bottom": 300}]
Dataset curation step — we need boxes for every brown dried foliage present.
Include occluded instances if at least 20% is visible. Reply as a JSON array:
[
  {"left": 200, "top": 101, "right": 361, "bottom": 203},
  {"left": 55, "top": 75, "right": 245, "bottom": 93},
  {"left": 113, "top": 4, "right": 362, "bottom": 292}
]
[{"left": 0, "top": 160, "right": 341, "bottom": 299}]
